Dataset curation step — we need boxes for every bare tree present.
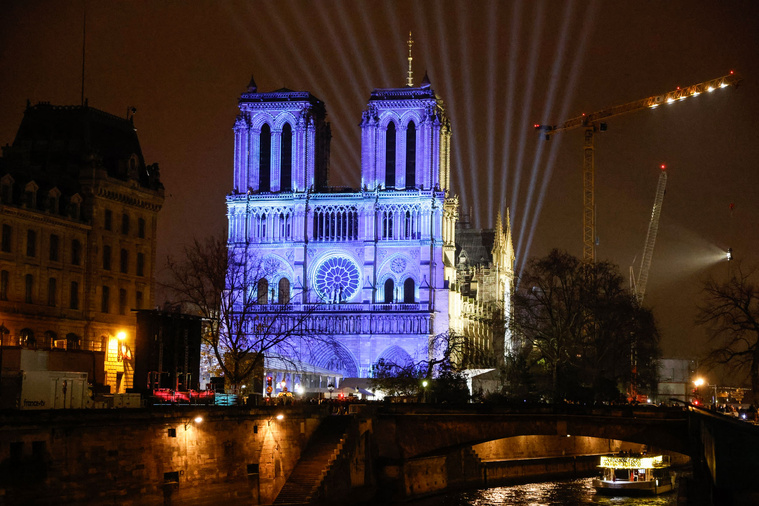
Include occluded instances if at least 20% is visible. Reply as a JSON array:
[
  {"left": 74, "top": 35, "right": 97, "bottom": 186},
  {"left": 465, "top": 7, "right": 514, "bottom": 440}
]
[
  {"left": 163, "top": 236, "right": 326, "bottom": 393},
  {"left": 698, "top": 263, "right": 759, "bottom": 405},
  {"left": 370, "top": 330, "right": 469, "bottom": 402}
]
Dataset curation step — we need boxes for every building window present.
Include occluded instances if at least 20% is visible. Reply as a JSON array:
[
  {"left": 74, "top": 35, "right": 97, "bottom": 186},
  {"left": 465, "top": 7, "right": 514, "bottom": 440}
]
[
  {"left": 24, "top": 274, "right": 33, "bottom": 303},
  {"left": 278, "top": 278, "right": 290, "bottom": 304},
  {"left": 120, "top": 249, "right": 128, "bottom": 274},
  {"left": 280, "top": 123, "right": 292, "bottom": 191},
  {"left": 259, "top": 124, "right": 271, "bottom": 192},
  {"left": 403, "top": 278, "right": 415, "bottom": 303},
  {"left": 71, "top": 240, "right": 81, "bottom": 266},
  {"left": 138, "top": 218, "right": 146, "bottom": 238},
  {"left": 136, "top": 290, "right": 143, "bottom": 309},
  {"left": 101, "top": 286, "right": 110, "bottom": 313},
  {"left": 405, "top": 121, "right": 416, "bottom": 188},
  {"left": 119, "top": 288, "right": 127, "bottom": 315},
  {"left": 257, "top": 278, "right": 268, "bottom": 304},
  {"left": 104, "top": 209, "right": 112, "bottom": 231},
  {"left": 70, "top": 281, "right": 79, "bottom": 309},
  {"left": 1, "top": 224, "right": 11, "bottom": 252},
  {"left": 121, "top": 213, "right": 130, "bottom": 235},
  {"left": 49, "top": 234, "right": 60, "bottom": 261},
  {"left": 66, "top": 333, "right": 81, "bottom": 350},
  {"left": 24, "top": 182, "right": 37, "bottom": 208},
  {"left": 26, "top": 229, "right": 36, "bottom": 257},
  {"left": 47, "top": 277, "right": 57, "bottom": 306},
  {"left": 383, "top": 279, "right": 395, "bottom": 304},
  {"left": 0, "top": 177, "right": 11, "bottom": 203},
  {"left": 385, "top": 122, "right": 396, "bottom": 188},
  {"left": 20, "top": 328, "right": 35, "bottom": 347},
  {"left": 136, "top": 252, "right": 145, "bottom": 276},
  {"left": 0, "top": 270, "right": 8, "bottom": 300},
  {"left": 103, "top": 245, "right": 111, "bottom": 270}
]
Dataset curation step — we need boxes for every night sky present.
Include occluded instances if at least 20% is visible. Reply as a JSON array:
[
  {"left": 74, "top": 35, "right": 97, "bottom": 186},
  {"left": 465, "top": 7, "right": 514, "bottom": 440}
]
[{"left": 2, "top": 1, "right": 758, "bottom": 383}]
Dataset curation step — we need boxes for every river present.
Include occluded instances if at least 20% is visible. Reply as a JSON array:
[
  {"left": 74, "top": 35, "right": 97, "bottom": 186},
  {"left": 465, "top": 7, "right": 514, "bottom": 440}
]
[{"left": 408, "top": 477, "right": 678, "bottom": 506}]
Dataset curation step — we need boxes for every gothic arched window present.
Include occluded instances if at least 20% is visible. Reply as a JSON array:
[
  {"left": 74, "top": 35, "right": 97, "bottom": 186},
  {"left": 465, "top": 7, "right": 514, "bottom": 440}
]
[
  {"left": 403, "top": 278, "right": 415, "bottom": 303},
  {"left": 385, "top": 122, "right": 396, "bottom": 188},
  {"left": 257, "top": 278, "right": 269, "bottom": 304},
  {"left": 259, "top": 124, "right": 271, "bottom": 192},
  {"left": 278, "top": 278, "right": 290, "bottom": 304},
  {"left": 280, "top": 123, "right": 292, "bottom": 191},
  {"left": 405, "top": 121, "right": 416, "bottom": 188},
  {"left": 384, "top": 278, "right": 394, "bottom": 304}
]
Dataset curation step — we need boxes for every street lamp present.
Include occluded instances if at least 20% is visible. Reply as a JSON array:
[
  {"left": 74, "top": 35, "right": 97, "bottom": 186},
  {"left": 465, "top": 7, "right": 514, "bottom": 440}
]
[
  {"left": 421, "top": 379, "right": 429, "bottom": 403},
  {"left": 693, "top": 377, "right": 705, "bottom": 406},
  {"left": 327, "top": 383, "right": 334, "bottom": 400}
]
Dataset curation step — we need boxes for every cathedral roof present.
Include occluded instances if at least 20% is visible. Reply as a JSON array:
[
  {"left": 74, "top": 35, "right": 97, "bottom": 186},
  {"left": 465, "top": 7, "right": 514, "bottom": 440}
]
[
  {"left": 239, "top": 87, "right": 325, "bottom": 109},
  {"left": 455, "top": 226, "right": 495, "bottom": 266},
  {"left": 368, "top": 86, "right": 438, "bottom": 102}
]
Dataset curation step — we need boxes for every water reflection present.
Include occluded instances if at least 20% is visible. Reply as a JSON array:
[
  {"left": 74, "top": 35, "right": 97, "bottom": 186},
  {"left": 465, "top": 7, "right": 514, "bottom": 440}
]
[{"left": 411, "top": 478, "right": 677, "bottom": 506}]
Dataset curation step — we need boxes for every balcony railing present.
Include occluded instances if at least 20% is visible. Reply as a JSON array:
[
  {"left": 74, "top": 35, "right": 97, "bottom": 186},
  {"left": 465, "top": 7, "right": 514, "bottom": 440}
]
[{"left": 242, "top": 302, "right": 427, "bottom": 313}]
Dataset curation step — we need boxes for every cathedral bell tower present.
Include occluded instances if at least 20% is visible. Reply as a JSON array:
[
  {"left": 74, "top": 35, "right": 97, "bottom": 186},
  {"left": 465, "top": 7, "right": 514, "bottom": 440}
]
[
  {"left": 359, "top": 37, "right": 451, "bottom": 192},
  {"left": 233, "top": 75, "right": 331, "bottom": 194}
]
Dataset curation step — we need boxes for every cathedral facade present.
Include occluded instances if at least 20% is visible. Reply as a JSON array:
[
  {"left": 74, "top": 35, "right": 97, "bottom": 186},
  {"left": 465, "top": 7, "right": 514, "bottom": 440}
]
[{"left": 226, "top": 73, "right": 513, "bottom": 385}]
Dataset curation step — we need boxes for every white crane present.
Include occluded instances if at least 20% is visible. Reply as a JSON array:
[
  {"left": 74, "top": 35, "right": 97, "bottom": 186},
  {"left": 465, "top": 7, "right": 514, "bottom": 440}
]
[{"left": 630, "top": 165, "right": 668, "bottom": 304}]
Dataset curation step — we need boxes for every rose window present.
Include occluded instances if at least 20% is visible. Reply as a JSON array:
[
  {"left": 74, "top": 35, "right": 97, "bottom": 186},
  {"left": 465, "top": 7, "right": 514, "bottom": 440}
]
[{"left": 314, "top": 256, "right": 361, "bottom": 302}]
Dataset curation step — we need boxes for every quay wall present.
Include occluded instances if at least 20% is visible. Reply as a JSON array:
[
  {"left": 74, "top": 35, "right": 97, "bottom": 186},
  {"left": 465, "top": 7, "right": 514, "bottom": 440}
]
[{"left": 0, "top": 407, "right": 325, "bottom": 505}]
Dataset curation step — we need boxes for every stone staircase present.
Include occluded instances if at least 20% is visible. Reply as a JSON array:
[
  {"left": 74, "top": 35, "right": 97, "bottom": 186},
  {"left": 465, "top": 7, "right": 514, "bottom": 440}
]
[{"left": 273, "top": 415, "right": 352, "bottom": 505}]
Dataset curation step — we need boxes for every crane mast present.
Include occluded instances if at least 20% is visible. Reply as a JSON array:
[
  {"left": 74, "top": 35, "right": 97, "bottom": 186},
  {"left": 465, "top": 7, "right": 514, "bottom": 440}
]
[
  {"left": 632, "top": 166, "right": 668, "bottom": 304},
  {"left": 535, "top": 72, "right": 740, "bottom": 263}
]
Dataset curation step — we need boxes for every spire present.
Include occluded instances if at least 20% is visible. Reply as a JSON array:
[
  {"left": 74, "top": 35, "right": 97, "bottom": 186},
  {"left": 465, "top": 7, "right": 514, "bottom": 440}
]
[
  {"left": 406, "top": 31, "right": 414, "bottom": 87},
  {"left": 247, "top": 74, "right": 257, "bottom": 92},
  {"left": 494, "top": 211, "right": 503, "bottom": 244}
]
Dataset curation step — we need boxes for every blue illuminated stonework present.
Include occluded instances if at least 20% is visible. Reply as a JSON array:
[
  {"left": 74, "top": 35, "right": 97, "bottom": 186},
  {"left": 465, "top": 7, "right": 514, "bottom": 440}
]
[{"left": 226, "top": 77, "right": 459, "bottom": 380}]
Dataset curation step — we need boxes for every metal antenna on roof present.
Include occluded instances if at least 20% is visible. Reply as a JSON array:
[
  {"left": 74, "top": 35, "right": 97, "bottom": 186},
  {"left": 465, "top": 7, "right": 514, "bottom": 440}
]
[{"left": 81, "top": 1, "right": 87, "bottom": 106}]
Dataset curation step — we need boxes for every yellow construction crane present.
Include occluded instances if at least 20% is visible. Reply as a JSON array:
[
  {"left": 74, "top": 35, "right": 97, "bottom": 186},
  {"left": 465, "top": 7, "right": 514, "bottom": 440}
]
[{"left": 535, "top": 71, "right": 741, "bottom": 263}]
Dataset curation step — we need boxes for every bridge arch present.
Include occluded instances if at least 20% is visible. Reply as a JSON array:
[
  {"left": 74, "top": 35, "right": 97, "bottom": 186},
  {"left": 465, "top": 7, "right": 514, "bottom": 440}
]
[{"left": 374, "top": 409, "right": 690, "bottom": 460}]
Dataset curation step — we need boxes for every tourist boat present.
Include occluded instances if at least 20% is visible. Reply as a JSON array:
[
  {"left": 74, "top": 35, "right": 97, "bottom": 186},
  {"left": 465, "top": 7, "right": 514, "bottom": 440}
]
[{"left": 592, "top": 453, "right": 676, "bottom": 495}]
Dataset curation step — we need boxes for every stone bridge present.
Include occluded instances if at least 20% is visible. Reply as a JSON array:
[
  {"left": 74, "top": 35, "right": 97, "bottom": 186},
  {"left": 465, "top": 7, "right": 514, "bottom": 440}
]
[
  {"left": 361, "top": 404, "right": 759, "bottom": 505},
  {"left": 372, "top": 406, "right": 690, "bottom": 459}
]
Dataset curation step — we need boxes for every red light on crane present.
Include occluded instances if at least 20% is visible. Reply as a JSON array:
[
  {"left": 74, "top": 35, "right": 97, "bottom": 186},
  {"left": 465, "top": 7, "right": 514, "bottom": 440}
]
[{"left": 660, "top": 164, "right": 666, "bottom": 170}]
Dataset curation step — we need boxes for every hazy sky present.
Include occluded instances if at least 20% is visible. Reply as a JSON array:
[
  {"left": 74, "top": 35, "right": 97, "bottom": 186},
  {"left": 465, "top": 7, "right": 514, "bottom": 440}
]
[{"left": 2, "top": 1, "right": 758, "bottom": 383}]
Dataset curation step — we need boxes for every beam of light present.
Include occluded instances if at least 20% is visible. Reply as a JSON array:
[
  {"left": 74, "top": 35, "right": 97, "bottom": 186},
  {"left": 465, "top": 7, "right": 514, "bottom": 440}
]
[
  {"left": 517, "top": 0, "right": 600, "bottom": 276},
  {"left": 432, "top": 1, "right": 465, "bottom": 207},
  {"left": 485, "top": 0, "right": 498, "bottom": 226},
  {"left": 515, "top": 0, "right": 575, "bottom": 261},
  {"left": 379, "top": 1, "right": 404, "bottom": 86},
  {"left": 456, "top": 1, "right": 478, "bottom": 225},
  {"left": 232, "top": 2, "right": 367, "bottom": 186},
  {"left": 497, "top": 1, "right": 522, "bottom": 227},
  {"left": 359, "top": 2, "right": 398, "bottom": 86},
  {"left": 508, "top": 1, "right": 546, "bottom": 229}
]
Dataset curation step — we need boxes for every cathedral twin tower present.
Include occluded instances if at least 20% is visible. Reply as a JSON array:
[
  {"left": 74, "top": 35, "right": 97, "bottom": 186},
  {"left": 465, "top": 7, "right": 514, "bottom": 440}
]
[{"left": 226, "top": 72, "right": 461, "bottom": 379}]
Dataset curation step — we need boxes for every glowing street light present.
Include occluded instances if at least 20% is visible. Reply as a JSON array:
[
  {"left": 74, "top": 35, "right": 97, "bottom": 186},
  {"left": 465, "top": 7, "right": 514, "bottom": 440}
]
[{"left": 693, "top": 377, "right": 705, "bottom": 387}]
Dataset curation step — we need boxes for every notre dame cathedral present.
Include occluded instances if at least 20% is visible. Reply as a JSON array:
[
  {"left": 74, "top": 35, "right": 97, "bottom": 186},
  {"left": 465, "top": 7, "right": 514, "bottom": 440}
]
[{"left": 226, "top": 57, "right": 514, "bottom": 390}]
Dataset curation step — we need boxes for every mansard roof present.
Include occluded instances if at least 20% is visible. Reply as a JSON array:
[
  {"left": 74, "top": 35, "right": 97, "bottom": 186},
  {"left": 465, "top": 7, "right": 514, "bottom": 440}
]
[{"left": 2, "top": 102, "right": 162, "bottom": 192}]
